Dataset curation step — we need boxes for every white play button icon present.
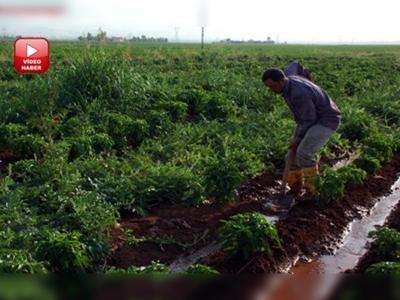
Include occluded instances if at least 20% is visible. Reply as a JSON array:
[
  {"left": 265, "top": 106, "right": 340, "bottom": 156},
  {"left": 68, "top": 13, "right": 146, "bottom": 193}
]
[
  {"left": 26, "top": 44, "right": 38, "bottom": 57},
  {"left": 14, "top": 37, "right": 50, "bottom": 74}
]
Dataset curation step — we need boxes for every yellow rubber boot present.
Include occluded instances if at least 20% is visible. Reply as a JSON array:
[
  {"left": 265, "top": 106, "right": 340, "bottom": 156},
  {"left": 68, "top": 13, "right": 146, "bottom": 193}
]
[
  {"left": 287, "top": 169, "right": 304, "bottom": 196},
  {"left": 302, "top": 166, "right": 318, "bottom": 195}
]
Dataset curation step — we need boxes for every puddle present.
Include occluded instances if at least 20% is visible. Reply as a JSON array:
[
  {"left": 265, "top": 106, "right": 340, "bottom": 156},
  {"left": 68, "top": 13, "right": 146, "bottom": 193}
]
[
  {"left": 168, "top": 242, "right": 222, "bottom": 273},
  {"left": 290, "top": 177, "right": 400, "bottom": 274},
  {"left": 264, "top": 215, "right": 279, "bottom": 224},
  {"left": 331, "top": 153, "right": 359, "bottom": 170}
]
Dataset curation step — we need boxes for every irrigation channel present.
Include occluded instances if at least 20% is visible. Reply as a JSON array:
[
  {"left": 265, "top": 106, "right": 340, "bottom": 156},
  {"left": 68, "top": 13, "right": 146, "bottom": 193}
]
[
  {"left": 168, "top": 171, "right": 400, "bottom": 275},
  {"left": 289, "top": 177, "right": 400, "bottom": 274}
]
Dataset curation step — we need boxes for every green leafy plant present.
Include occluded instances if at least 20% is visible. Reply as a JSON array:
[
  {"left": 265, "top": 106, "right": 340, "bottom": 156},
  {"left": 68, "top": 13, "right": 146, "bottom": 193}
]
[
  {"left": 338, "top": 105, "right": 377, "bottom": 141},
  {"left": 316, "top": 166, "right": 366, "bottom": 204},
  {"left": 90, "top": 133, "right": 115, "bottom": 153},
  {"left": 126, "top": 235, "right": 147, "bottom": 247},
  {"left": 107, "top": 261, "right": 170, "bottom": 274},
  {"left": 175, "top": 86, "right": 207, "bottom": 117},
  {"left": 65, "top": 136, "right": 93, "bottom": 161},
  {"left": 363, "top": 91, "right": 400, "bottom": 126},
  {"left": 58, "top": 115, "right": 94, "bottom": 138},
  {"left": 203, "top": 145, "right": 263, "bottom": 204},
  {"left": 201, "top": 92, "right": 237, "bottom": 121},
  {"left": 354, "top": 154, "right": 381, "bottom": 174},
  {"left": 11, "top": 134, "right": 47, "bottom": 159},
  {"left": 0, "top": 123, "right": 28, "bottom": 151},
  {"left": 37, "top": 230, "right": 90, "bottom": 273},
  {"left": 150, "top": 236, "right": 178, "bottom": 252},
  {"left": 56, "top": 51, "right": 132, "bottom": 113},
  {"left": 0, "top": 249, "right": 49, "bottom": 274},
  {"left": 127, "top": 230, "right": 209, "bottom": 252},
  {"left": 204, "top": 156, "right": 245, "bottom": 203},
  {"left": 218, "top": 212, "right": 281, "bottom": 260},
  {"left": 368, "top": 227, "right": 400, "bottom": 261},
  {"left": 315, "top": 167, "right": 346, "bottom": 204},
  {"left": 145, "top": 110, "right": 175, "bottom": 138},
  {"left": 104, "top": 112, "right": 150, "bottom": 148},
  {"left": 366, "top": 262, "right": 400, "bottom": 274},
  {"left": 153, "top": 101, "right": 187, "bottom": 123},
  {"left": 2, "top": 41, "right": 400, "bottom": 276},
  {"left": 337, "top": 165, "right": 367, "bottom": 185},
  {"left": 361, "top": 133, "right": 395, "bottom": 163},
  {"left": 127, "top": 235, "right": 177, "bottom": 251},
  {"left": 131, "top": 162, "right": 205, "bottom": 209},
  {"left": 183, "top": 264, "right": 219, "bottom": 274}
]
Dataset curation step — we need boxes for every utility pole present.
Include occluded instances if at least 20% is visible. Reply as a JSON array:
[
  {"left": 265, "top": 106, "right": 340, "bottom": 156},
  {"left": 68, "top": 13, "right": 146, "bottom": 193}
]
[
  {"left": 174, "top": 27, "right": 179, "bottom": 43},
  {"left": 1, "top": 27, "right": 8, "bottom": 38},
  {"left": 201, "top": 27, "right": 204, "bottom": 49}
]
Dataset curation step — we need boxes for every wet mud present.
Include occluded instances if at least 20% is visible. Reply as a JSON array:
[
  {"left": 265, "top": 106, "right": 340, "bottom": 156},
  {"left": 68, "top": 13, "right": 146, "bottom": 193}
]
[{"left": 109, "top": 151, "right": 400, "bottom": 274}]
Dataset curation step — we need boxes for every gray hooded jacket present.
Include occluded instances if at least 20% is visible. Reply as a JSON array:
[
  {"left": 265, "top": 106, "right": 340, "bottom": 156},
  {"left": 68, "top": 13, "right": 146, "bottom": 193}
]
[{"left": 283, "top": 61, "right": 341, "bottom": 144}]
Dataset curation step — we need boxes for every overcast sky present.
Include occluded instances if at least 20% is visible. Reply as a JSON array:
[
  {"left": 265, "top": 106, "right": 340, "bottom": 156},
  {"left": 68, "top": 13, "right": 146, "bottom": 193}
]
[{"left": 0, "top": 0, "right": 398, "bottom": 44}]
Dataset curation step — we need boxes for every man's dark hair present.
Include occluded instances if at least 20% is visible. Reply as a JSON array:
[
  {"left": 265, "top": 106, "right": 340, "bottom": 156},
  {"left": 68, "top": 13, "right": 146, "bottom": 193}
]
[{"left": 261, "top": 68, "right": 285, "bottom": 82}]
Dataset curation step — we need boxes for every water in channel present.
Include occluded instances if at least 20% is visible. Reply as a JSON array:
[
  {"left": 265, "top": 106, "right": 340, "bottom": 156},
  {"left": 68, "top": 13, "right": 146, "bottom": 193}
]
[{"left": 290, "top": 177, "right": 400, "bottom": 274}]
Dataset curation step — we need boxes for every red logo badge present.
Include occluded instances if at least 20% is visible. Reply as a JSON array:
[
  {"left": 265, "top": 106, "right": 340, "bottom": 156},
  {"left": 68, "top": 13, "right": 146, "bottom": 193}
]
[{"left": 14, "top": 38, "right": 50, "bottom": 74}]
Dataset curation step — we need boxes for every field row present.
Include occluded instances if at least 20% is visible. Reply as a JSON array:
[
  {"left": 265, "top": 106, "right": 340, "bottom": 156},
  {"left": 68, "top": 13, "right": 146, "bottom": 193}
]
[{"left": 0, "top": 42, "right": 399, "bottom": 273}]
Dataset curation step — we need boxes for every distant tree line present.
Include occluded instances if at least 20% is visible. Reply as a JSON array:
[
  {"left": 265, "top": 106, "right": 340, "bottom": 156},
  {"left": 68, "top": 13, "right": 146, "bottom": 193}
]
[
  {"left": 78, "top": 27, "right": 168, "bottom": 43},
  {"left": 129, "top": 35, "right": 168, "bottom": 43},
  {"left": 214, "top": 37, "right": 275, "bottom": 45}
]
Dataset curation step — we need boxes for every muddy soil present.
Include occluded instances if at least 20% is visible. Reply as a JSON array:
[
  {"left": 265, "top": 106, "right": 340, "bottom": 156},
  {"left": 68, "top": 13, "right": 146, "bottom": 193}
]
[{"left": 108, "top": 151, "right": 400, "bottom": 274}]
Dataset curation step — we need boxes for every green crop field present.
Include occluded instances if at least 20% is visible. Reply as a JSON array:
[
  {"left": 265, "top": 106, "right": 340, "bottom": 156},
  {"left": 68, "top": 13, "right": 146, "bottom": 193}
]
[{"left": 1, "top": 41, "right": 400, "bottom": 273}]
